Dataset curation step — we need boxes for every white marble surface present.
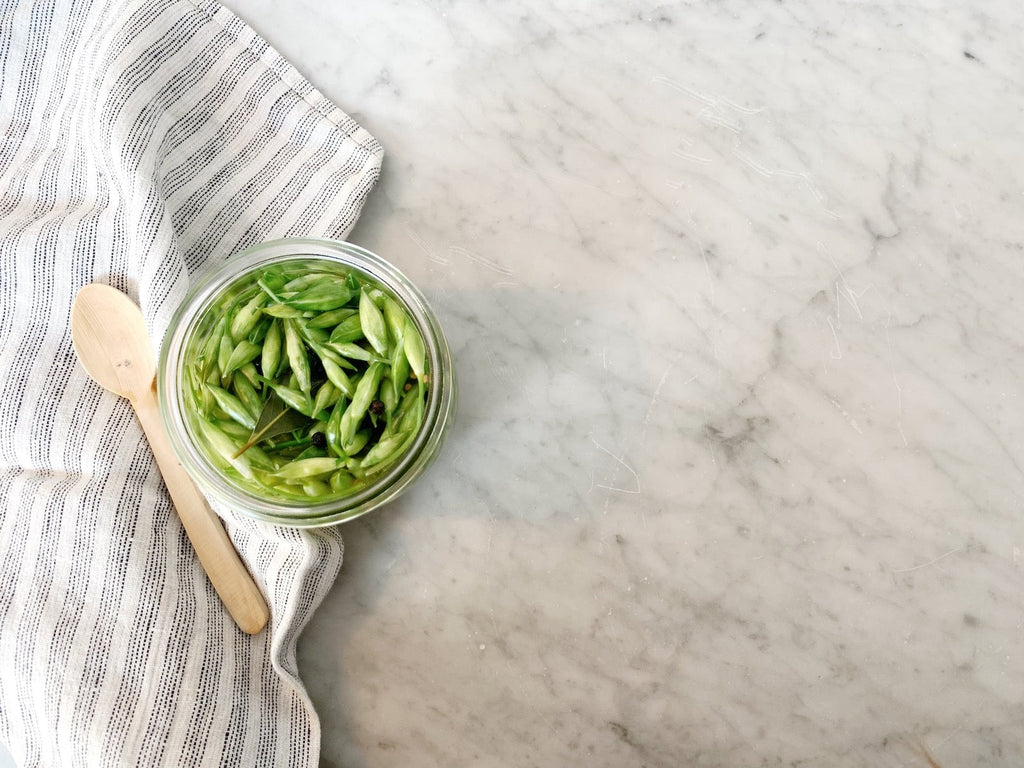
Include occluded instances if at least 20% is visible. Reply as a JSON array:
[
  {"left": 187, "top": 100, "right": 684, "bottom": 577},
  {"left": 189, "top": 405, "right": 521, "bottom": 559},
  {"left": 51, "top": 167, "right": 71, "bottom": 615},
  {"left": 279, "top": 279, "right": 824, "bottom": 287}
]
[{"left": 217, "top": 2, "right": 1023, "bottom": 766}]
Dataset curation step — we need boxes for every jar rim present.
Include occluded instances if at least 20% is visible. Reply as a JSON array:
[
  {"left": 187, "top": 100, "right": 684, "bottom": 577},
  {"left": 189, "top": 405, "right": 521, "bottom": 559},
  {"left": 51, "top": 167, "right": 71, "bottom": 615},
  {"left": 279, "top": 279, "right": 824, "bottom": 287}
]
[{"left": 158, "top": 238, "right": 454, "bottom": 526}]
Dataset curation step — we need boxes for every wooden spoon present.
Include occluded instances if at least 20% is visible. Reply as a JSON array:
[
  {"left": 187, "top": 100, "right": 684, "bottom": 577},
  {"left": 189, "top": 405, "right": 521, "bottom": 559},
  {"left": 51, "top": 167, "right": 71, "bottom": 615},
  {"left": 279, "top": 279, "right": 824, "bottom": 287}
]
[{"left": 71, "top": 283, "right": 269, "bottom": 634}]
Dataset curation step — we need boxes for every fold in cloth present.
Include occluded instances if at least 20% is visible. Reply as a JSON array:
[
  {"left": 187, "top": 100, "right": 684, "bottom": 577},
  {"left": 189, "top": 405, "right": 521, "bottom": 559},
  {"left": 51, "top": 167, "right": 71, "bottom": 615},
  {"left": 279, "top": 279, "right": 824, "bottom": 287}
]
[{"left": 0, "top": 1, "right": 383, "bottom": 765}]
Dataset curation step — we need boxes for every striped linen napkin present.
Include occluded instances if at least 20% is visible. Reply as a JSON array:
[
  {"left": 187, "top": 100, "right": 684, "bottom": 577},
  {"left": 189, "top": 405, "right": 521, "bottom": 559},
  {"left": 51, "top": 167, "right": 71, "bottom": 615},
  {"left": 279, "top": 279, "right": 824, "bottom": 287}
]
[{"left": 0, "top": 1, "right": 383, "bottom": 765}]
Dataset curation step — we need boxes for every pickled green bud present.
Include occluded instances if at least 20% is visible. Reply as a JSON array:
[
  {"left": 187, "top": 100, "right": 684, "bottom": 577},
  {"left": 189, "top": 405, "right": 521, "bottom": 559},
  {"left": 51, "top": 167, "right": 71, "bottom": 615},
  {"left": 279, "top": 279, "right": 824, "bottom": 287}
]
[
  {"left": 282, "top": 273, "right": 327, "bottom": 292},
  {"left": 295, "top": 321, "right": 329, "bottom": 346},
  {"left": 198, "top": 380, "right": 215, "bottom": 416},
  {"left": 284, "top": 319, "right": 311, "bottom": 394},
  {"left": 328, "top": 313, "right": 365, "bottom": 344},
  {"left": 342, "top": 428, "right": 371, "bottom": 457},
  {"left": 232, "top": 373, "right": 263, "bottom": 419},
  {"left": 366, "top": 432, "right": 420, "bottom": 477},
  {"left": 200, "top": 318, "right": 227, "bottom": 376},
  {"left": 243, "top": 443, "right": 276, "bottom": 471},
  {"left": 308, "top": 307, "right": 356, "bottom": 329},
  {"left": 390, "top": 341, "right": 410, "bottom": 403},
  {"left": 339, "top": 362, "right": 384, "bottom": 447},
  {"left": 396, "top": 385, "right": 425, "bottom": 435},
  {"left": 351, "top": 362, "right": 384, "bottom": 420},
  {"left": 257, "top": 277, "right": 284, "bottom": 302},
  {"left": 213, "top": 419, "right": 250, "bottom": 440},
  {"left": 308, "top": 339, "right": 356, "bottom": 371},
  {"left": 223, "top": 340, "right": 261, "bottom": 376},
  {"left": 403, "top": 315, "right": 425, "bottom": 378},
  {"left": 383, "top": 297, "right": 406, "bottom": 347},
  {"left": 360, "top": 429, "right": 411, "bottom": 468},
  {"left": 380, "top": 375, "right": 398, "bottom": 417},
  {"left": 294, "top": 445, "right": 327, "bottom": 462},
  {"left": 301, "top": 480, "right": 332, "bottom": 497},
  {"left": 273, "top": 457, "right": 344, "bottom": 481},
  {"left": 388, "top": 386, "right": 417, "bottom": 433},
  {"left": 261, "top": 380, "right": 313, "bottom": 416},
  {"left": 312, "top": 380, "right": 339, "bottom": 419},
  {"left": 237, "top": 362, "right": 260, "bottom": 387},
  {"left": 326, "top": 341, "right": 377, "bottom": 362},
  {"left": 322, "top": 356, "right": 355, "bottom": 398},
  {"left": 262, "top": 303, "right": 305, "bottom": 319},
  {"left": 286, "top": 281, "right": 353, "bottom": 311},
  {"left": 261, "top": 319, "right": 282, "bottom": 379},
  {"left": 207, "top": 384, "right": 256, "bottom": 430},
  {"left": 248, "top": 314, "right": 272, "bottom": 345},
  {"left": 199, "top": 420, "right": 255, "bottom": 480},
  {"left": 217, "top": 333, "right": 233, "bottom": 378},
  {"left": 187, "top": 365, "right": 203, "bottom": 400},
  {"left": 359, "top": 288, "right": 389, "bottom": 357},
  {"left": 329, "top": 470, "right": 356, "bottom": 493},
  {"left": 230, "top": 292, "right": 267, "bottom": 342},
  {"left": 326, "top": 395, "right": 346, "bottom": 458}
]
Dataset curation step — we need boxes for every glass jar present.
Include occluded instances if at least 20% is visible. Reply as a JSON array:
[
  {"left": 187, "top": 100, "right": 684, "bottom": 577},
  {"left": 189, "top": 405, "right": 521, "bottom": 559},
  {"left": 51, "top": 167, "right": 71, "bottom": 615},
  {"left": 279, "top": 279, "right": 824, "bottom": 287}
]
[{"left": 158, "top": 238, "right": 455, "bottom": 527}]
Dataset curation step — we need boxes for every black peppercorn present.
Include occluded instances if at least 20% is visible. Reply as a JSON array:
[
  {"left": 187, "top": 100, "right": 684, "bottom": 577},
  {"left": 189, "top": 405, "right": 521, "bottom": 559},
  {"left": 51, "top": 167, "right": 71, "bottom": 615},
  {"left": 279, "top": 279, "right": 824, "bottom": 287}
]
[
  {"left": 310, "top": 431, "right": 327, "bottom": 449},
  {"left": 369, "top": 399, "right": 386, "bottom": 416}
]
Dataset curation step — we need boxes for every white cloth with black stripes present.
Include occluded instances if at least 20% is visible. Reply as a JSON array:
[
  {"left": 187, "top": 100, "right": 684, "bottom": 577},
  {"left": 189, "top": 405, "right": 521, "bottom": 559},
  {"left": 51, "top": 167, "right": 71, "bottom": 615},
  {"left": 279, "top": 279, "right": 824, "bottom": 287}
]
[{"left": 0, "top": 0, "right": 383, "bottom": 765}]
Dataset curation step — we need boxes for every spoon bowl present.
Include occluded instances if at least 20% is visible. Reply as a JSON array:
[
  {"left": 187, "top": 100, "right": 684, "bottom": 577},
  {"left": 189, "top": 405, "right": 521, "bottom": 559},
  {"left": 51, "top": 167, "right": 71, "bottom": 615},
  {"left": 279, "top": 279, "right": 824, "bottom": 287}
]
[{"left": 71, "top": 283, "right": 156, "bottom": 397}]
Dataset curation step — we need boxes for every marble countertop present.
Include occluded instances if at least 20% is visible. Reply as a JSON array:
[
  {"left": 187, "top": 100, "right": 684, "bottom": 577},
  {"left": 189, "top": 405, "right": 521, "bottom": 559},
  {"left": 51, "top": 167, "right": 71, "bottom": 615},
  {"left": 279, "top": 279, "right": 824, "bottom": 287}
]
[{"left": 221, "top": 2, "right": 1024, "bottom": 766}]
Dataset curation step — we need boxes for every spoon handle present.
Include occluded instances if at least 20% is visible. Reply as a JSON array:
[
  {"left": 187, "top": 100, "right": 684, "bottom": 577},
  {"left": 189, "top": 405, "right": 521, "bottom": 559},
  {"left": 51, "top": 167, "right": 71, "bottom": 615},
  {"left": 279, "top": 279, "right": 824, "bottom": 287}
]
[{"left": 132, "top": 381, "right": 270, "bottom": 634}]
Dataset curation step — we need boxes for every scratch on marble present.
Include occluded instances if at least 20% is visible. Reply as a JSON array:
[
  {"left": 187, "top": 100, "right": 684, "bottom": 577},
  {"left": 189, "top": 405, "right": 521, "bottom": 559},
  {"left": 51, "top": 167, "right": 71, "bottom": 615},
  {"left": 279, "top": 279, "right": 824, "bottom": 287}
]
[
  {"left": 734, "top": 150, "right": 838, "bottom": 217},
  {"left": 843, "top": 282, "right": 876, "bottom": 320},
  {"left": 673, "top": 148, "right": 713, "bottom": 164},
  {"left": 826, "top": 316, "right": 843, "bottom": 360},
  {"left": 830, "top": 398, "right": 863, "bottom": 434},
  {"left": 651, "top": 75, "right": 764, "bottom": 114},
  {"left": 698, "top": 108, "right": 741, "bottom": 132},
  {"left": 892, "top": 547, "right": 964, "bottom": 574},
  {"left": 589, "top": 435, "right": 641, "bottom": 494},
  {"left": 833, "top": 270, "right": 860, "bottom": 321},
  {"left": 824, "top": 249, "right": 871, "bottom": 321},
  {"left": 892, "top": 374, "right": 909, "bottom": 447},
  {"left": 643, "top": 363, "right": 692, "bottom": 428},
  {"left": 403, "top": 224, "right": 449, "bottom": 266},
  {"left": 884, "top": 314, "right": 909, "bottom": 447},
  {"left": 450, "top": 244, "right": 513, "bottom": 276}
]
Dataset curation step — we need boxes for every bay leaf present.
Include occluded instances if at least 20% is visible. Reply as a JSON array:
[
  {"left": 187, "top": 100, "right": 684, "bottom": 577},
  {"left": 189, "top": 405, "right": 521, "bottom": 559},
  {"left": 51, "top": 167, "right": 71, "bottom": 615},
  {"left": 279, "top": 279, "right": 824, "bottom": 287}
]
[{"left": 231, "top": 391, "right": 312, "bottom": 458}]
